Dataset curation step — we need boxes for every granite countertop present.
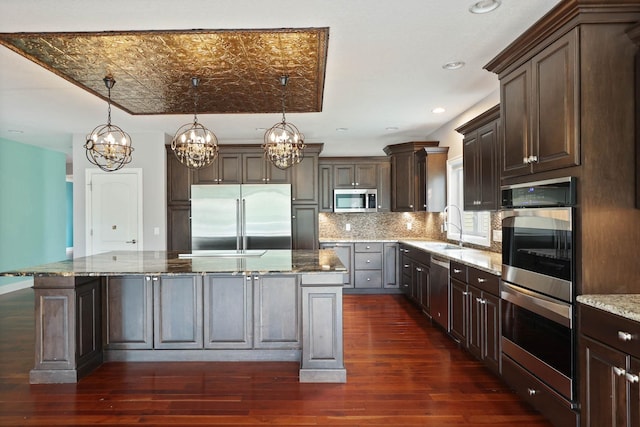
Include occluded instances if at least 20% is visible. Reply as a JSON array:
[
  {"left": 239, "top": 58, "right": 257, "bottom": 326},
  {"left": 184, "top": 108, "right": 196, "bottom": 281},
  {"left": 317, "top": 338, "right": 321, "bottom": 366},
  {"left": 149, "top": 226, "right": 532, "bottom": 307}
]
[
  {"left": 0, "top": 249, "right": 347, "bottom": 277},
  {"left": 577, "top": 294, "right": 640, "bottom": 323},
  {"left": 320, "top": 238, "right": 501, "bottom": 276}
]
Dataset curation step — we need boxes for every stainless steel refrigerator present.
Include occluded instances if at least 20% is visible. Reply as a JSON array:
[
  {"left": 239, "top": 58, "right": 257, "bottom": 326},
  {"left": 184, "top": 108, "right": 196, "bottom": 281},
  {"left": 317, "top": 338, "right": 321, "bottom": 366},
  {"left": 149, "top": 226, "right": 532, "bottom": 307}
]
[{"left": 191, "top": 184, "right": 292, "bottom": 251}]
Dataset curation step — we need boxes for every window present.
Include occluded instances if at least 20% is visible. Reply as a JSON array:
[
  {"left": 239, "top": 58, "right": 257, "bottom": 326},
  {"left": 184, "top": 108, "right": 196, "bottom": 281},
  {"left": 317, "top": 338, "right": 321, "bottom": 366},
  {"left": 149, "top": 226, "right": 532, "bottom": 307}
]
[{"left": 446, "top": 157, "right": 491, "bottom": 247}]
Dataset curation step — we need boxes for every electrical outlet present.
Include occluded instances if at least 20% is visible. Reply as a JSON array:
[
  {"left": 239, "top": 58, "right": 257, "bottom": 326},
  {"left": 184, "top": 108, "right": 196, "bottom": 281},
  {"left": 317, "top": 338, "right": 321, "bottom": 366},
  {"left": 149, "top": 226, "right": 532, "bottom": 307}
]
[
  {"left": 406, "top": 222, "right": 412, "bottom": 230},
  {"left": 493, "top": 230, "right": 502, "bottom": 243},
  {"left": 345, "top": 223, "right": 351, "bottom": 231}
]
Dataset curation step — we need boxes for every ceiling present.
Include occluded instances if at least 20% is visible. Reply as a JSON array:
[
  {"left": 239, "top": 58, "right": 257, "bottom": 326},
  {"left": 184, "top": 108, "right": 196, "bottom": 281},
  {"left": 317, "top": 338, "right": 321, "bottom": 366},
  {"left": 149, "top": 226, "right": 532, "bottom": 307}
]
[{"left": 0, "top": 0, "right": 562, "bottom": 159}]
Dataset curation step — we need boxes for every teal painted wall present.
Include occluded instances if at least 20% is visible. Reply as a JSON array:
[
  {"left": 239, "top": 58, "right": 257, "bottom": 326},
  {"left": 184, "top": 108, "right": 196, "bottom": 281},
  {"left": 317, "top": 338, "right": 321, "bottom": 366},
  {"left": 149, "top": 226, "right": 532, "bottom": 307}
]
[
  {"left": 0, "top": 138, "right": 67, "bottom": 288},
  {"left": 66, "top": 181, "right": 73, "bottom": 248}
]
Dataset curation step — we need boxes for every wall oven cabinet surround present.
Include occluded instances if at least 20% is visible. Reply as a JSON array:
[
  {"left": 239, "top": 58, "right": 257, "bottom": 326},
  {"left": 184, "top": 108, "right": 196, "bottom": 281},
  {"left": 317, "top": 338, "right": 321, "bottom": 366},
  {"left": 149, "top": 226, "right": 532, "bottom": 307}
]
[
  {"left": 318, "top": 157, "right": 390, "bottom": 212},
  {"left": 456, "top": 105, "right": 500, "bottom": 211},
  {"left": 383, "top": 142, "right": 448, "bottom": 212},
  {"left": 579, "top": 301, "right": 640, "bottom": 427}
]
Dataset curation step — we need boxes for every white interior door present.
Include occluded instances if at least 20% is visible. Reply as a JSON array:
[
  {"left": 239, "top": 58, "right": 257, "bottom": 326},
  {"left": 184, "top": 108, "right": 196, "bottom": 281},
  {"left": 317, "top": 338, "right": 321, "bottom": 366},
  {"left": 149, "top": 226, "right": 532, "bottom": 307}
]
[{"left": 86, "top": 169, "right": 143, "bottom": 255}]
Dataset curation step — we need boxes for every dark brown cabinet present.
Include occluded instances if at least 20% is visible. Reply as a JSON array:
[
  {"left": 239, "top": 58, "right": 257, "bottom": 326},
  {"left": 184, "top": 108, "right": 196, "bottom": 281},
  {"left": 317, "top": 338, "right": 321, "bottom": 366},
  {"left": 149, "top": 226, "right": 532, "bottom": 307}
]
[
  {"left": 104, "top": 276, "right": 153, "bottom": 350},
  {"left": 498, "top": 29, "right": 579, "bottom": 179},
  {"left": 384, "top": 142, "right": 448, "bottom": 212},
  {"left": 318, "top": 157, "right": 390, "bottom": 212},
  {"left": 456, "top": 105, "right": 500, "bottom": 211},
  {"left": 580, "top": 304, "right": 640, "bottom": 427},
  {"left": 382, "top": 242, "right": 399, "bottom": 289},
  {"left": 399, "top": 244, "right": 430, "bottom": 314},
  {"left": 448, "top": 261, "right": 500, "bottom": 375},
  {"left": 166, "top": 144, "right": 322, "bottom": 251}
]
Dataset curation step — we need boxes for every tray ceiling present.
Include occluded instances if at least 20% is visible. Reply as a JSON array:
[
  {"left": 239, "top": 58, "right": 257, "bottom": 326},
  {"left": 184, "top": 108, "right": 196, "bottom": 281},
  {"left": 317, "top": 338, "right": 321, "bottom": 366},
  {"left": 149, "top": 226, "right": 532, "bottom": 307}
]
[{"left": 0, "top": 28, "right": 328, "bottom": 115}]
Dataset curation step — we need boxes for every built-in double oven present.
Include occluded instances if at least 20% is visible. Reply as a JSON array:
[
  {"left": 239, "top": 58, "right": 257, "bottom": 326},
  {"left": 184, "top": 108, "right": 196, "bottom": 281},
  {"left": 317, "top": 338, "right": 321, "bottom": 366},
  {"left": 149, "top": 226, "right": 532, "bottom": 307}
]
[{"left": 500, "top": 177, "right": 577, "bottom": 405}]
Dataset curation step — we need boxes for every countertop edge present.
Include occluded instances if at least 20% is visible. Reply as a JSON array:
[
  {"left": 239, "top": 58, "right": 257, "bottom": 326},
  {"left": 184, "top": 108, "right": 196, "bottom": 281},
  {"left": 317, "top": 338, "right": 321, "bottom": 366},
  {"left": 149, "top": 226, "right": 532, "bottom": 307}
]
[{"left": 577, "top": 295, "right": 640, "bottom": 323}]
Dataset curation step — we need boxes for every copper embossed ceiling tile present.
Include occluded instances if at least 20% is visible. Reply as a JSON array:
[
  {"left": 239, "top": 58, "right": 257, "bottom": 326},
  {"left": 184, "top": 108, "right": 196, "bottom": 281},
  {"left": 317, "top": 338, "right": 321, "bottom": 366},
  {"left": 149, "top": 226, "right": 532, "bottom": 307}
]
[{"left": 0, "top": 28, "right": 329, "bottom": 115}]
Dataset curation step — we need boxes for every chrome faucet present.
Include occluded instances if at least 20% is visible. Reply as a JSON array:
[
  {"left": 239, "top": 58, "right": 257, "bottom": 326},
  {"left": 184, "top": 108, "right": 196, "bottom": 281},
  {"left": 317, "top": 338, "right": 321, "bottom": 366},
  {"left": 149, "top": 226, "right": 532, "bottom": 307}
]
[{"left": 443, "top": 204, "right": 463, "bottom": 248}]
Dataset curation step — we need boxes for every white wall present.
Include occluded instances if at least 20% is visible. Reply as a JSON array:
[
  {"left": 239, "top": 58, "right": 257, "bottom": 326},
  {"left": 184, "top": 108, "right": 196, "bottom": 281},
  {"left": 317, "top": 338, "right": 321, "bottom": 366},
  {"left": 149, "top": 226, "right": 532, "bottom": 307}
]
[
  {"left": 72, "top": 132, "right": 168, "bottom": 257},
  {"left": 426, "top": 90, "right": 500, "bottom": 160}
]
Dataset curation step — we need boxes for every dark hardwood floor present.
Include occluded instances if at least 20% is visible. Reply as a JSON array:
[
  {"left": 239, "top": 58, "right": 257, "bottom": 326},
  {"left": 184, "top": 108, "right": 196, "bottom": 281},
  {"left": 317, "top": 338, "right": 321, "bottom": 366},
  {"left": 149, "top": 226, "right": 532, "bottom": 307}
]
[{"left": 0, "top": 288, "right": 552, "bottom": 426}]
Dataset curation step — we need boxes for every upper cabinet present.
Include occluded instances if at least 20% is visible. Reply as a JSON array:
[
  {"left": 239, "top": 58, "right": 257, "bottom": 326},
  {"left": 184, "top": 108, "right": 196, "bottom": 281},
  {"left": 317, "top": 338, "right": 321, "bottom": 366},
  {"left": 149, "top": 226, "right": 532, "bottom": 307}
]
[
  {"left": 456, "top": 105, "right": 500, "bottom": 211},
  {"left": 192, "top": 151, "right": 243, "bottom": 185},
  {"left": 498, "top": 29, "right": 580, "bottom": 179},
  {"left": 383, "top": 142, "right": 448, "bottom": 212},
  {"left": 318, "top": 157, "right": 391, "bottom": 212}
]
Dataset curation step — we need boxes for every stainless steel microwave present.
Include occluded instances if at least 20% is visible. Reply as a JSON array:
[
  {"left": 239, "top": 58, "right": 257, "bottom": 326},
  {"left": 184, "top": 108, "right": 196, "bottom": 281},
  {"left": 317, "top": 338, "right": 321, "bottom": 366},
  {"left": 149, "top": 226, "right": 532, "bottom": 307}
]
[{"left": 333, "top": 189, "right": 377, "bottom": 213}]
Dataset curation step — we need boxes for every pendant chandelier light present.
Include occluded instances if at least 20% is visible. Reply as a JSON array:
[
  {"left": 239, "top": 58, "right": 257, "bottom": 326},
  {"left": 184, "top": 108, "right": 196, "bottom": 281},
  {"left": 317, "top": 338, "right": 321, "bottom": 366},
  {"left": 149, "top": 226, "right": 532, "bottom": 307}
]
[
  {"left": 84, "top": 75, "right": 133, "bottom": 172},
  {"left": 171, "top": 77, "right": 218, "bottom": 169},
  {"left": 263, "top": 75, "right": 305, "bottom": 170}
]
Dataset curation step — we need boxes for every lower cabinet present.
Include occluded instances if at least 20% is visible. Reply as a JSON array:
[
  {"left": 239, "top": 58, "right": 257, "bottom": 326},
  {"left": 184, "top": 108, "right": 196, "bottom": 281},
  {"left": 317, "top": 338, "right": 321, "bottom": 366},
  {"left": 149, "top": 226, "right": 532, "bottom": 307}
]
[
  {"left": 449, "top": 261, "right": 501, "bottom": 375},
  {"left": 383, "top": 242, "right": 399, "bottom": 289},
  {"left": 579, "top": 304, "right": 640, "bottom": 427},
  {"left": 153, "top": 275, "right": 203, "bottom": 349},
  {"left": 253, "top": 274, "right": 300, "bottom": 349},
  {"left": 104, "top": 276, "right": 153, "bottom": 350},
  {"left": 354, "top": 242, "right": 383, "bottom": 289},
  {"left": 320, "top": 242, "right": 354, "bottom": 288},
  {"left": 203, "top": 275, "right": 252, "bottom": 349},
  {"left": 399, "top": 244, "right": 430, "bottom": 314}
]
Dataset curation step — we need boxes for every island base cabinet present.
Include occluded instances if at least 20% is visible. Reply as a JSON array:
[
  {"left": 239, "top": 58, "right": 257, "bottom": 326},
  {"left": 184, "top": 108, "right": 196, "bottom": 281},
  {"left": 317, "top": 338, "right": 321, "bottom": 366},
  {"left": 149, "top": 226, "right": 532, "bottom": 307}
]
[
  {"left": 204, "top": 275, "right": 252, "bottom": 349},
  {"left": 254, "top": 275, "right": 300, "bottom": 349},
  {"left": 104, "top": 276, "right": 153, "bottom": 350},
  {"left": 153, "top": 276, "right": 203, "bottom": 349},
  {"left": 300, "top": 286, "right": 346, "bottom": 383},
  {"left": 30, "top": 277, "right": 103, "bottom": 384}
]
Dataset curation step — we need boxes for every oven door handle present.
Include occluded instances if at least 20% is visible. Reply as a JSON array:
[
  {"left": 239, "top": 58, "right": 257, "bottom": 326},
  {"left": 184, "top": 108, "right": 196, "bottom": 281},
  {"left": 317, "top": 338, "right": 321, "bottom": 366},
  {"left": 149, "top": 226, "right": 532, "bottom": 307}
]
[{"left": 501, "top": 282, "right": 573, "bottom": 329}]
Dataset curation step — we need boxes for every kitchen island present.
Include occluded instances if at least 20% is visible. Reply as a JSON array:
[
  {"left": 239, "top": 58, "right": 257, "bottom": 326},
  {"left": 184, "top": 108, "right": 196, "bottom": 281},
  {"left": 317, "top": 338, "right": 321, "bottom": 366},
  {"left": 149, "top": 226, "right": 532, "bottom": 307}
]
[{"left": 2, "top": 250, "right": 348, "bottom": 384}]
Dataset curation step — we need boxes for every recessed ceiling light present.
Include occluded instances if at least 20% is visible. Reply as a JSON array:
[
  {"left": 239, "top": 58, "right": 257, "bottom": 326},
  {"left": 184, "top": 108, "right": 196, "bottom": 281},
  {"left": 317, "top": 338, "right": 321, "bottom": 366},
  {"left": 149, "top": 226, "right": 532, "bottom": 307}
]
[
  {"left": 7, "top": 129, "right": 24, "bottom": 134},
  {"left": 385, "top": 126, "right": 399, "bottom": 131},
  {"left": 255, "top": 127, "right": 267, "bottom": 131},
  {"left": 469, "top": 0, "right": 501, "bottom": 14},
  {"left": 336, "top": 127, "right": 349, "bottom": 132},
  {"left": 442, "top": 61, "right": 465, "bottom": 70},
  {"left": 432, "top": 107, "right": 446, "bottom": 114}
]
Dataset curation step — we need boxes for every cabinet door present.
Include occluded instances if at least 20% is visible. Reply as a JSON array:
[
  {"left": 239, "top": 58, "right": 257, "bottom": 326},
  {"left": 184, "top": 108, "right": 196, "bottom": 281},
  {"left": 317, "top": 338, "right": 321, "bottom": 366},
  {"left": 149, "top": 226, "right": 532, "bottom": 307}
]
[
  {"left": 376, "top": 162, "right": 391, "bottom": 212},
  {"left": 291, "top": 153, "right": 318, "bottom": 204},
  {"left": 76, "top": 279, "right": 102, "bottom": 368},
  {"left": 501, "top": 63, "right": 531, "bottom": 179},
  {"left": 580, "top": 335, "right": 628, "bottom": 427},
  {"left": 254, "top": 275, "right": 300, "bottom": 349},
  {"left": 333, "top": 164, "right": 355, "bottom": 188},
  {"left": 243, "top": 153, "right": 268, "bottom": 183},
  {"left": 468, "top": 285, "right": 483, "bottom": 360},
  {"left": 203, "top": 275, "right": 252, "bottom": 349},
  {"left": 318, "top": 163, "right": 333, "bottom": 211},
  {"left": 167, "top": 205, "right": 191, "bottom": 252},
  {"left": 192, "top": 154, "right": 220, "bottom": 184},
  {"left": 291, "top": 204, "right": 318, "bottom": 250},
  {"left": 391, "top": 152, "right": 415, "bottom": 211},
  {"left": 416, "top": 263, "right": 429, "bottom": 313},
  {"left": 483, "top": 292, "right": 501, "bottom": 373},
  {"left": 463, "top": 133, "right": 479, "bottom": 210},
  {"left": 450, "top": 279, "right": 468, "bottom": 346},
  {"left": 218, "top": 152, "right": 242, "bottom": 184},
  {"left": 631, "top": 356, "right": 640, "bottom": 427},
  {"left": 477, "top": 121, "right": 499, "bottom": 211},
  {"left": 531, "top": 29, "right": 579, "bottom": 174},
  {"left": 354, "top": 164, "right": 377, "bottom": 188},
  {"left": 166, "top": 146, "right": 191, "bottom": 202},
  {"left": 104, "top": 276, "right": 153, "bottom": 349},
  {"left": 320, "top": 242, "right": 354, "bottom": 288},
  {"left": 154, "top": 276, "right": 203, "bottom": 349},
  {"left": 383, "top": 242, "right": 398, "bottom": 288}
]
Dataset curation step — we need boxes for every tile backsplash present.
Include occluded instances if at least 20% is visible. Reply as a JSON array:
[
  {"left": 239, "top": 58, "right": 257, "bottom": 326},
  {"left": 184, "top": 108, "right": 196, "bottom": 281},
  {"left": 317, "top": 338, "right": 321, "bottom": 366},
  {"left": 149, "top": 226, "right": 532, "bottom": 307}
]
[{"left": 319, "top": 211, "right": 502, "bottom": 253}]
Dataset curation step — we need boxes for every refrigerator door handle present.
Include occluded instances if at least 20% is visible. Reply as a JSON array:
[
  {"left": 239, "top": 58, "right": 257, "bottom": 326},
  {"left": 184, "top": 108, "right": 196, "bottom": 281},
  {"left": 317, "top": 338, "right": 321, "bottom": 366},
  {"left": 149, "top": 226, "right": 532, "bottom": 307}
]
[
  {"left": 236, "top": 198, "right": 241, "bottom": 251},
  {"left": 242, "top": 198, "right": 247, "bottom": 250}
]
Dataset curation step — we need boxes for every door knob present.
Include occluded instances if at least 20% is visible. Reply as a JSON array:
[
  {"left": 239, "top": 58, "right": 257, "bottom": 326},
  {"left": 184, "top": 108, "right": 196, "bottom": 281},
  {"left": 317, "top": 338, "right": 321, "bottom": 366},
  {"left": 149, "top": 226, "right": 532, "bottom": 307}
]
[{"left": 126, "top": 239, "right": 137, "bottom": 244}]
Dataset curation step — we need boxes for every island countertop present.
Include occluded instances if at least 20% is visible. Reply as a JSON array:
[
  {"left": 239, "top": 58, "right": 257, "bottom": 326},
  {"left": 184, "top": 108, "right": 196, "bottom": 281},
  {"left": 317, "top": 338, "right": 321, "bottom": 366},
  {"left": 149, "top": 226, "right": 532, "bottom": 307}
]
[{"left": 1, "top": 249, "right": 347, "bottom": 277}]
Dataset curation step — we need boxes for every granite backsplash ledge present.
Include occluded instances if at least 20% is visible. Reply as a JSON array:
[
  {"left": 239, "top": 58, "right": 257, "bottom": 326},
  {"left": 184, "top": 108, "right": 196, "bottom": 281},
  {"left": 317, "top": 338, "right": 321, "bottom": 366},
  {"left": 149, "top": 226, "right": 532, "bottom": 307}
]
[{"left": 319, "top": 211, "right": 502, "bottom": 253}]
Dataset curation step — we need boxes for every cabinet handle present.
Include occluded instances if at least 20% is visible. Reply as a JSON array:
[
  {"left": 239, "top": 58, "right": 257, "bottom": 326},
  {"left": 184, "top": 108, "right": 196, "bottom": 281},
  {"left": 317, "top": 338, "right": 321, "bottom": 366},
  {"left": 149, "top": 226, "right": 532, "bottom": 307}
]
[
  {"left": 404, "top": 264, "right": 410, "bottom": 268},
  {"left": 146, "top": 276, "right": 151, "bottom": 281},
  {"left": 527, "top": 388, "right": 537, "bottom": 396},
  {"left": 366, "top": 245, "right": 371, "bottom": 249},
  {"left": 367, "top": 277, "right": 371, "bottom": 281},
  {"left": 618, "top": 331, "right": 633, "bottom": 342},
  {"left": 453, "top": 268, "right": 462, "bottom": 273},
  {"left": 477, "top": 278, "right": 486, "bottom": 283},
  {"left": 462, "top": 291, "right": 469, "bottom": 296},
  {"left": 246, "top": 276, "right": 252, "bottom": 282},
  {"left": 416, "top": 267, "right": 423, "bottom": 272},
  {"left": 409, "top": 204, "right": 414, "bottom": 208},
  {"left": 614, "top": 366, "right": 626, "bottom": 377},
  {"left": 351, "top": 182, "right": 355, "bottom": 186},
  {"left": 366, "top": 260, "right": 371, "bottom": 263},
  {"left": 523, "top": 156, "right": 529, "bottom": 165},
  {"left": 476, "top": 297, "right": 482, "bottom": 303},
  {"left": 403, "top": 284, "right": 409, "bottom": 288},
  {"left": 292, "top": 215, "right": 296, "bottom": 219},
  {"left": 625, "top": 373, "right": 639, "bottom": 384},
  {"left": 529, "top": 155, "right": 538, "bottom": 163}
]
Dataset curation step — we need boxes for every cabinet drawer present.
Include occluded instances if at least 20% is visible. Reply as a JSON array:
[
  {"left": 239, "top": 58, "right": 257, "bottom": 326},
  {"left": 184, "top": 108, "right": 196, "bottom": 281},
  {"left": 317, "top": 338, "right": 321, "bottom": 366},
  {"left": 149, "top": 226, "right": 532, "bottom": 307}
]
[
  {"left": 403, "top": 246, "right": 430, "bottom": 265},
  {"left": 450, "top": 261, "right": 468, "bottom": 282},
  {"left": 580, "top": 304, "right": 640, "bottom": 358},
  {"left": 354, "top": 242, "right": 383, "bottom": 253},
  {"left": 354, "top": 252, "right": 382, "bottom": 270},
  {"left": 355, "top": 270, "right": 382, "bottom": 288},
  {"left": 468, "top": 267, "right": 499, "bottom": 296},
  {"left": 502, "top": 356, "right": 579, "bottom": 427}
]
